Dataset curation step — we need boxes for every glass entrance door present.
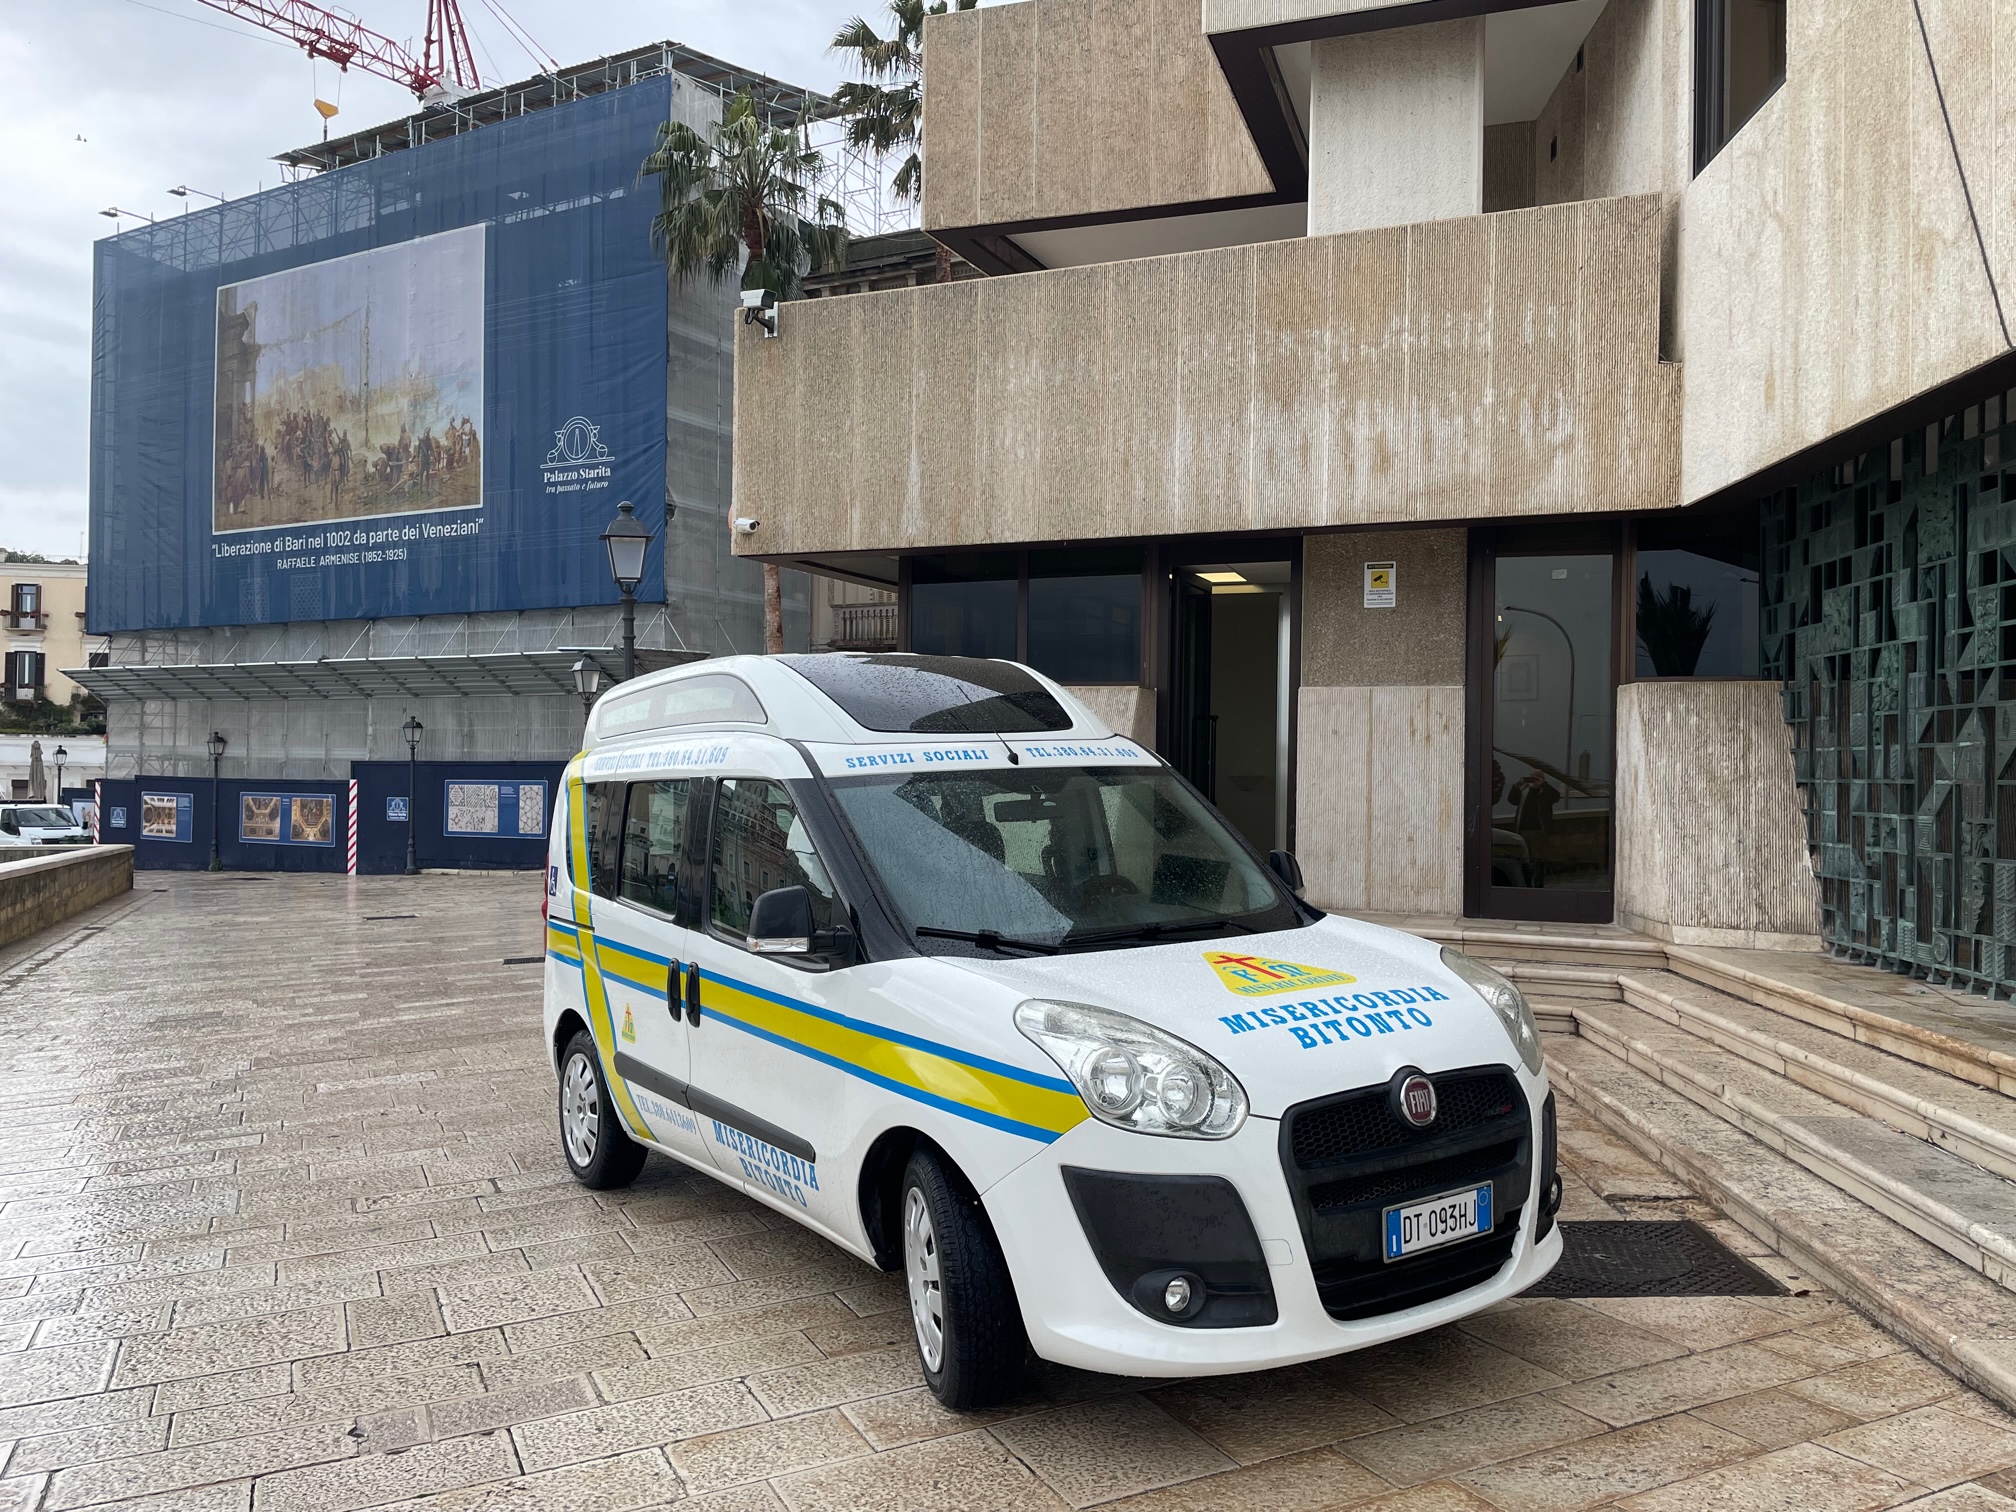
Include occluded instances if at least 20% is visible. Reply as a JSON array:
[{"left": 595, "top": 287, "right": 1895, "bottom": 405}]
[
  {"left": 1469, "top": 539, "right": 1617, "bottom": 922},
  {"left": 1167, "top": 559, "right": 1293, "bottom": 855}
]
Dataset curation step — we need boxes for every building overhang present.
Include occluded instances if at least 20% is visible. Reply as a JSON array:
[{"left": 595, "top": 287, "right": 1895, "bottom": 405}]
[{"left": 64, "top": 649, "right": 702, "bottom": 703}]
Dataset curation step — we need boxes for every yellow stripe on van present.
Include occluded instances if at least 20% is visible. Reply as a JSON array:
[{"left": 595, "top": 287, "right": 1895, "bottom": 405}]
[
  {"left": 591, "top": 937, "right": 668, "bottom": 996},
  {"left": 564, "top": 765, "right": 651, "bottom": 1140},
  {"left": 545, "top": 922, "right": 582, "bottom": 962},
  {"left": 699, "top": 973, "right": 1088, "bottom": 1143}
]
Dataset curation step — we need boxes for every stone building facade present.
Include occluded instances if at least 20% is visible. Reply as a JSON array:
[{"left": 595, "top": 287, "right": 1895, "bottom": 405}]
[{"left": 730, "top": 0, "right": 2016, "bottom": 989}]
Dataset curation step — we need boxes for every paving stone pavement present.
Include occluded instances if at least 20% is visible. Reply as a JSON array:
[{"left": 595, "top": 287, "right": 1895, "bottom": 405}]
[{"left": 3, "top": 873, "right": 2016, "bottom": 1511}]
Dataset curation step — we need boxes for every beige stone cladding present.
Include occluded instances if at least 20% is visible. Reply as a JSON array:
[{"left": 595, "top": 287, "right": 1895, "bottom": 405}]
[
  {"left": 1202, "top": 0, "right": 1430, "bottom": 32},
  {"left": 0, "top": 846, "right": 134, "bottom": 949},
  {"left": 732, "top": 195, "right": 1679, "bottom": 559},
  {"left": 1295, "top": 529, "right": 1465, "bottom": 917},
  {"left": 920, "top": 0, "right": 1274, "bottom": 235},
  {"left": 1063, "top": 683, "right": 1157, "bottom": 744},
  {"left": 1613, "top": 680, "right": 1819, "bottom": 950},
  {"left": 1674, "top": 0, "right": 2016, "bottom": 504},
  {"left": 1528, "top": 0, "right": 1692, "bottom": 210}
]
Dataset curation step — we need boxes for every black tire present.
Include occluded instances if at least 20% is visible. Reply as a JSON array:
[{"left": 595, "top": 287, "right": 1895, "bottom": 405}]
[
  {"left": 899, "top": 1147, "right": 1028, "bottom": 1410},
  {"left": 557, "top": 1029, "right": 647, "bottom": 1190}
]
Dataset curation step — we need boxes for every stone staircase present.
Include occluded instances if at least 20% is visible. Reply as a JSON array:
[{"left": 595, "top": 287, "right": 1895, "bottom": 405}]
[{"left": 1369, "top": 914, "right": 2016, "bottom": 1412}]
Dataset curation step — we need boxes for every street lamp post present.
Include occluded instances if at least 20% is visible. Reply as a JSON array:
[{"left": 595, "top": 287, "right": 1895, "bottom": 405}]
[
  {"left": 572, "top": 657, "right": 603, "bottom": 725},
  {"left": 402, "top": 715, "right": 424, "bottom": 877},
  {"left": 52, "top": 745, "right": 66, "bottom": 806},
  {"left": 206, "top": 731, "right": 227, "bottom": 872},
  {"left": 600, "top": 501, "right": 651, "bottom": 682}
]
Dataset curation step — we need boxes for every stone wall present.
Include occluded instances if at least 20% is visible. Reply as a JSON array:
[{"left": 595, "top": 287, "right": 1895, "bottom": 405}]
[
  {"left": 921, "top": 0, "right": 1273, "bottom": 234},
  {"left": 1294, "top": 529, "right": 1466, "bottom": 917},
  {"left": 1063, "top": 685, "right": 1157, "bottom": 746},
  {"left": 735, "top": 196, "right": 1678, "bottom": 559},
  {"left": 0, "top": 847, "right": 134, "bottom": 951},
  {"left": 1614, "top": 681, "right": 1818, "bottom": 948}
]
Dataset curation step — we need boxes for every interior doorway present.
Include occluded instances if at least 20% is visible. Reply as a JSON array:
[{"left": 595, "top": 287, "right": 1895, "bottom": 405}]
[
  {"left": 1466, "top": 530, "right": 1620, "bottom": 923},
  {"left": 1168, "top": 559, "right": 1294, "bottom": 855}
]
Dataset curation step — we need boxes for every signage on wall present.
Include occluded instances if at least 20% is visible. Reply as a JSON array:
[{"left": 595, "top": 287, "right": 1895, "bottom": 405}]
[
  {"left": 238, "top": 792, "right": 337, "bottom": 847},
  {"left": 386, "top": 795, "right": 410, "bottom": 822},
  {"left": 1364, "top": 562, "right": 1397, "bottom": 610},
  {"left": 443, "top": 779, "right": 547, "bottom": 838},
  {"left": 140, "top": 792, "right": 193, "bottom": 843},
  {"left": 108, "top": 806, "right": 128, "bottom": 830}
]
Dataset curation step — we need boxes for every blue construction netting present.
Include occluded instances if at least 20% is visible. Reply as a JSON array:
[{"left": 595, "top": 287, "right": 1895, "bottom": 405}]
[{"left": 89, "top": 77, "right": 674, "bottom": 633}]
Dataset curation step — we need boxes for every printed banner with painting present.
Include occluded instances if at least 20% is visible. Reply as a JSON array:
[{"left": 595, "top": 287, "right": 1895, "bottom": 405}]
[{"left": 88, "top": 78, "right": 670, "bottom": 631}]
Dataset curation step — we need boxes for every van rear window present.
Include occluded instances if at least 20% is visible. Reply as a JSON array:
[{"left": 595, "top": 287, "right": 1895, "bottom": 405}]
[
  {"left": 780, "top": 654, "right": 1072, "bottom": 734},
  {"left": 596, "top": 674, "right": 766, "bottom": 736}
]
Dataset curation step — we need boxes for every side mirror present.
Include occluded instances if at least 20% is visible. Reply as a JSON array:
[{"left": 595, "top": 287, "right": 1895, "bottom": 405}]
[
  {"left": 1267, "top": 849, "right": 1305, "bottom": 895},
  {"left": 746, "top": 885, "right": 814, "bottom": 955}
]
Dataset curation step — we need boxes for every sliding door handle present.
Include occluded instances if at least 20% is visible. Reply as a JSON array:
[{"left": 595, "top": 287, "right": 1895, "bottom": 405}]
[{"left": 683, "top": 962, "right": 702, "bottom": 1027}]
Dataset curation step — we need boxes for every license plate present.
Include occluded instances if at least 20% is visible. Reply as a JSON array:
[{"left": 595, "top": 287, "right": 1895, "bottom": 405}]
[{"left": 1384, "top": 1183, "right": 1492, "bottom": 1261}]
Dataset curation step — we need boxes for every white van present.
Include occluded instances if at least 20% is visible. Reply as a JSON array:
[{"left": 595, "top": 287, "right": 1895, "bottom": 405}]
[
  {"left": 543, "top": 654, "right": 1561, "bottom": 1407},
  {"left": 0, "top": 804, "right": 89, "bottom": 846}
]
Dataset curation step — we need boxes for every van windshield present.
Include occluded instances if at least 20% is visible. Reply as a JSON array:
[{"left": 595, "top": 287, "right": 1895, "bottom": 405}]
[
  {"left": 827, "top": 767, "right": 1302, "bottom": 951},
  {"left": 7, "top": 808, "right": 74, "bottom": 827}
]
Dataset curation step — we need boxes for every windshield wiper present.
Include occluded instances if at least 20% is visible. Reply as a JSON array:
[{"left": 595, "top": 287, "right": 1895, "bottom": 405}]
[
  {"left": 1059, "top": 916, "right": 1260, "bottom": 949},
  {"left": 913, "top": 926, "right": 1062, "bottom": 956}
]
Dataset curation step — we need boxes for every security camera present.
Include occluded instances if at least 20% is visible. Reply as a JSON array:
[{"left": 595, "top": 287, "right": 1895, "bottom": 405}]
[
  {"left": 739, "top": 287, "right": 778, "bottom": 338},
  {"left": 733, "top": 517, "right": 760, "bottom": 535}
]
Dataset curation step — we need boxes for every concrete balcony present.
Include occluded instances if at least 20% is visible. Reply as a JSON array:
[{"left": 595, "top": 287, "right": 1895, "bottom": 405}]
[{"left": 732, "top": 194, "right": 1679, "bottom": 560}]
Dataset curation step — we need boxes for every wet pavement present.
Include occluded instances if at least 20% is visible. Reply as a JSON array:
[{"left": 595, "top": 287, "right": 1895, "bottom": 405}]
[{"left": 2, "top": 873, "right": 2014, "bottom": 1511}]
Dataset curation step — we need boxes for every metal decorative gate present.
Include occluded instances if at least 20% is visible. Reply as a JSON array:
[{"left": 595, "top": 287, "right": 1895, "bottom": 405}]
[{"left": 1761, "top": 391, "right": 2016, "bottom": 999}]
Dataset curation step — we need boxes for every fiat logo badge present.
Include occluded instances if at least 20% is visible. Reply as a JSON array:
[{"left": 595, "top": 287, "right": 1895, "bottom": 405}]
[{"left": 1398, "top": 1073, "right": 1438, "bottom": 1128}]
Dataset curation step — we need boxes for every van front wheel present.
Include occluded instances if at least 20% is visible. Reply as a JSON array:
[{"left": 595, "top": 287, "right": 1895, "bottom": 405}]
[
  {"left": 900, "top": 1148, "right": 1027, "bottom": 1410},
  {"left": 558, "top": 1031, "right": 647, "bottom": 1189}
]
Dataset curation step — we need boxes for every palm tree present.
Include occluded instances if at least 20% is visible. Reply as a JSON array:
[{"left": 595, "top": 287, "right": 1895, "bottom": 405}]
[
  {"left": 831, "top": 0, "right": 977, "bottom": 281},
  {"left": 643, "top": 92, "right": 846, "bottom": 654}
]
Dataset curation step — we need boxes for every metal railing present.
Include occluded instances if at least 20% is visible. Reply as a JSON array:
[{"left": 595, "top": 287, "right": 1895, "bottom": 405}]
[{"left": 832, "top": 601, "right": 897, "bottom": 650}]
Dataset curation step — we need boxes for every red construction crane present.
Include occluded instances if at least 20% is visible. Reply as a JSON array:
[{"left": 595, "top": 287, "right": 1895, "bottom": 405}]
[{"left": 189, "top": 0, "right": 481, "bottom": 99}]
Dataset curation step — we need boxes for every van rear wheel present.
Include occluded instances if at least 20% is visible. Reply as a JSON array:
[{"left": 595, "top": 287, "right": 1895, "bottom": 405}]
[
  {"left": 900, "top": 1147, "right": 1027, "bottom": 1410},
  {"left": 558, "top": 1030, "right": 646, "bottom": 1190}
]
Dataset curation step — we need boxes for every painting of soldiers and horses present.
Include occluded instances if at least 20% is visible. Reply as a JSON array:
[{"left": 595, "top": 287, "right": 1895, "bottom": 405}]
[{"left": 211, "top": 224, "right": 484, "bottom": 532}]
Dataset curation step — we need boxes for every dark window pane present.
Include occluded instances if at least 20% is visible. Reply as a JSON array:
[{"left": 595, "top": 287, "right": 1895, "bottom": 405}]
[
  {"left": 586, "top": 783, "right": 623, "bottom": 899},
  {"left": 1491, "top": 555, "right": 1613, "bottom": 897},
  {"left": 778, "top": 653, "right": 1072, "bottom": 733},
  {"left": 1028, "top": 574, "right": 1141, "bottom": 684},
  {"left": 710, "top": 778, "right": 838, "bottom": 940},
  {"left": 618, "top": 779, "right": 689, "bottom": 916},
  {"left": 911, "top": 579, "right": 1017, "bottom": 659},
  {"left": 1636, "top": 550, "right": 1760, "bottom": 677},
  {"left": 1696, "top": 0, "right": 1785, "bottom": 171}
]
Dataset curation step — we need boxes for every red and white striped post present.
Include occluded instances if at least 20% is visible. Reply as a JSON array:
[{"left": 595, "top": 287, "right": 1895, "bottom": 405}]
[
  {"left": 90, "top": 780, "right": 101, "bottom": 844},
  {"left": 346, "top": 779, "right": 359, "bottom": 875}
]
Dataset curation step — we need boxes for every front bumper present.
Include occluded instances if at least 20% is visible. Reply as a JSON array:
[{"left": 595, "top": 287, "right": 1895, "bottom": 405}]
[{"left": 983, "top": 1075, "right": 1562, "bottom": 1377}]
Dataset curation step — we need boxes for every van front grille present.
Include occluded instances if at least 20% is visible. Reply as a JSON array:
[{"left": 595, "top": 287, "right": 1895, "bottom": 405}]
[{"left": 1279, "top": 1066, "right": 1531, "bottom": 1324}]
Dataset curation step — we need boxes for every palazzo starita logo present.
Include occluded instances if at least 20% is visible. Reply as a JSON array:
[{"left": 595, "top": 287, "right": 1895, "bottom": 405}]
[{"left": 542, "top": 415, "right": 614, "bottom": 496}]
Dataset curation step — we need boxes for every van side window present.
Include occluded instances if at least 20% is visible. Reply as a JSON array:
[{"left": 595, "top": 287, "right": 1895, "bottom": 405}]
[
  {"left": 619, "top": 780, "right": 689, "bottom": 917},
  {"left": 586, "top": 783, "right": 624, "bottom": 900},
  {"left": 709, "top": 778, "right": 837, "bottom": 941}
]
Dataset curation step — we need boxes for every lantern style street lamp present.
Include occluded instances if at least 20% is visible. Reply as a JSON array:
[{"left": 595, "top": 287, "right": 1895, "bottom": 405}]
[
  {"left": 402, "top": 715, "right": 424, "bottom": 876},
  {"left": 600, "top": 500, "right": 651, "bottom": 683},
  {"left": 572, "top": 656, "right": 603, "bottom": 722},
  {"left": 52, "top": 745, "right": 66, "bottom": 805},
  {"left": 206, "top": 731, "right": 227, "bottom": 872}
]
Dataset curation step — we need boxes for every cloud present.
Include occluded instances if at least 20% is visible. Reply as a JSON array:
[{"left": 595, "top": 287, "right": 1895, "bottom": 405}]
[{"left": 0, "top": 0, "right": 894, "bottom": 562}]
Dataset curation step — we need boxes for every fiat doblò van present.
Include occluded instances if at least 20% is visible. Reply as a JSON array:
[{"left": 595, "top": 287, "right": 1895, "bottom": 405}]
[{"left": 543, "top": 653, "right": 1561, "bottom": 1408}]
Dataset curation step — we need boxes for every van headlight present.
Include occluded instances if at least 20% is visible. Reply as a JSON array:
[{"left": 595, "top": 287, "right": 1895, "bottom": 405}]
[
  {"left": 1441, "top": 947, "right": 1544, "bottom": 1075},
  {"left": 1014, "top": 1000, "right": 1248, "bottom": 1140}
]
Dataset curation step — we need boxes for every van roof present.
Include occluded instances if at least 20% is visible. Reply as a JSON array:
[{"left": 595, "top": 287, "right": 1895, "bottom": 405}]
[{"left": 582, "top": 653, "right": 1118, "bottom": 749}]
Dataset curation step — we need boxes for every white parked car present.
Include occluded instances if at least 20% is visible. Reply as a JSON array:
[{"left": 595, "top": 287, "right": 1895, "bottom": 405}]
[
  {"left": 0, "top": 803, "right": 89, "bottom": 846},
  {"left": 542, "top": 654, "right": 1561, "bottom": 1407}
]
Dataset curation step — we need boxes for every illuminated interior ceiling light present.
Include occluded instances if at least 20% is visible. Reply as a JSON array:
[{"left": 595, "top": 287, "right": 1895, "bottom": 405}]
[{"left": 1196, "top": 570, "right": 1245, "bottom": 584}]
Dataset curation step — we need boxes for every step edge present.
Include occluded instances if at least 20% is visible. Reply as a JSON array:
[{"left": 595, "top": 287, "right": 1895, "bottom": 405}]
[{"left": 1547, "top": 1046, "right": 2016, "bottom": 1417}]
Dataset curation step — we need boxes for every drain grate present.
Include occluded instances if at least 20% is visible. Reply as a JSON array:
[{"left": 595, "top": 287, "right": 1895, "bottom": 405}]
[
  {"left": 364, "top": 914, "right": 419, "bottom": 921},
  {"left": 501, "top": 956, "right": 543, "bottom": 965},
  {"left": 1526, "top": 1221, "right": 1786, "bottom": 1299}
]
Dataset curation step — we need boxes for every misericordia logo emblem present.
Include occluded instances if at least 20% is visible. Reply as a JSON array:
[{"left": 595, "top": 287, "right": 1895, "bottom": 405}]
[{"left": 1205, "top": 951, "right": 1357, "bottom": 997}]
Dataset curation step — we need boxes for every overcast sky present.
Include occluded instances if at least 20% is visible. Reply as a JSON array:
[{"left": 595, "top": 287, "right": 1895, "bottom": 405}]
[{"left": 0, "top": 0, "right": 879, "bottom": 560}]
